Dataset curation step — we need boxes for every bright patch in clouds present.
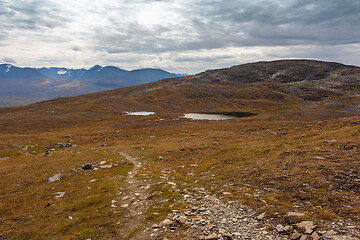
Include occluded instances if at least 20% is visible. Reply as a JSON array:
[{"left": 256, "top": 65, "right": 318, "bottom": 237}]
[{"left": 0, "top": 0, "right": 360, "bottom": 74}]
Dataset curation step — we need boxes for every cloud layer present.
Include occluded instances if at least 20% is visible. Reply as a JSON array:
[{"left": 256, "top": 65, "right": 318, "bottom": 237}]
[{"left": 1, "top": 0, "right": 360, "bottom": 73}]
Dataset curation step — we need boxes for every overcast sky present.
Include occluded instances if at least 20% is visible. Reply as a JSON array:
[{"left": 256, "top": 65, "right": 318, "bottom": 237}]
[{"left": 1, "top": 0, "right": 360, "bottom": 74}]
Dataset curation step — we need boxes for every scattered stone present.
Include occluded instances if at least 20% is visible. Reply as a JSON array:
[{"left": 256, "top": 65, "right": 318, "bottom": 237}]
[
  {"left": 287, "top": 212, "right": 306, "bottom": 217},
  {"left": 47, "top": 173, "right": 63, "bottom": 183},
  {"left": 121, "top": 204, "right": 129, "bottom": 208},
  {"left": 257, "top": 212, "right": 265, "bottom": 220},
  {"left": 284, "top": 225, "right": 292, "bottom": 232},
  {"left": 300, "top": 235, "right": 307, "bottom": 240},
  {"left": 296, "top": 221, "right": 316, "bottom": 234},
  {"left": 158, "top": 156, "right": 164, "bottom": 160},
  {"left": 290, "top": 231, "right": 302, "bottom": 240},
  {"left": 67, "top": 216, "right": 73, "bottom": 220},
  {"left": 100, "top": 164, "right": 112, "bottom": 169},
  {"left": 159, "top": 219, "right": 173, "bottom": 227},
  {"left": 178, "top": 215, "right": 187, "bottom": 224},
  {"left": 311, "top": 231, "right": 320, "bottom": 240},
  {"left": 152, "top": 223, "right": 159, "bottom": 228},
  {"left": 44, "top": 151, "right": 51, "bottom": 156},
  {"left": 276, "top": 224, "right": 284, "bottom": 232},
  {"left": 100, "top": 161, "right": 107, "bottom": 165},
  {"left": 89, "top": 179, "right": 96, "bottom": 182},
  {"left": 205, "top": 233, "right": 217, "bottom": 240},
  {"left": 222, "top": 233, "right": 233, "bottom": 240},
  {"left": 55, "top": 143, "right": 72, "bottom": 148},
  {"left": 82, "top": 164, "right": 92, "bottom": 170},
  {"left": 222, "top": 192, "right": 232, "bottom": 196},
  {"left": 54, "top": 192, "right": 66, "bottom": 199}
]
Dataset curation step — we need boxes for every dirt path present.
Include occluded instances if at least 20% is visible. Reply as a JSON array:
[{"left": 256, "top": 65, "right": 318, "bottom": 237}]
[{"left": 114, "top": 152, "right": 150, "bottom": 239}]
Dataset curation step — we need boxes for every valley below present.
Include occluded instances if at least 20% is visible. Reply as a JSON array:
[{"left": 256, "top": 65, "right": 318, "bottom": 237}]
[{"left": 0, "top": 60, "right": 359, "bottom": 240}]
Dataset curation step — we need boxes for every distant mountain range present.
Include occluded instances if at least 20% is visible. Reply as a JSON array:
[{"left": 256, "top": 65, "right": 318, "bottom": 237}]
[{"left": 0, "top": 64, "right": 186, "bottom": 107}]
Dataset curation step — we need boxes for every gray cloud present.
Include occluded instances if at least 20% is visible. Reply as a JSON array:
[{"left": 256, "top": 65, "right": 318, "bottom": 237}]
[
  {"left": 0, "top": 0, "right": 359, "bottom": 73},
  {"left": 175, "top": 55, "right": 233, "bottom": 63},
  {"left": 92, "top": 0, "right": 360, "bottom": 55},
  {"left": 2, "top": 57, "right": 16, "bottom": 64},
  {"left": 0, "top": 0, "right": 68, "bottom": 31}
]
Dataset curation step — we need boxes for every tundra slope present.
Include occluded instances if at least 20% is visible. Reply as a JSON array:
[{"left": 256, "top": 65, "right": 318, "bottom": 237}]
[
  {"left": 0, "top": 59, "right": 359, "bottom": 239},
  {"left": 0, "top": 59, "right": 359, "bottom": 133}
]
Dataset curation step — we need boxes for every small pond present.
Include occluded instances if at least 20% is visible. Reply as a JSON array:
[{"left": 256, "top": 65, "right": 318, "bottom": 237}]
[{"left": 183, "top": 112, "right": 255, "bottom": 120}]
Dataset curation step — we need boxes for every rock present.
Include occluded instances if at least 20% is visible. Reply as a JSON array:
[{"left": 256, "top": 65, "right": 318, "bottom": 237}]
[
  {"left": 100, "top": 164, "right": 112, "bottom": 169},
  {"left": 296, "top": 221, "right": 316, "bottom": 234},
  {"left": 121, "top": 204, "right": 129, "bottom": 208},
  {"left": 100, "top": 161, "right": 107, "bottom": 165},
  {"left": 44, "top": 151, "right": 51, "bottom": 156},
  {"left": 276, "top": 224, "right": 284, "bottom": 232},
  {"left": 300, "top": 236, "right": 307, "bottom": 240},
  {"left": 290, "top": 231, "right": 302, "bottom": 239},
  {"left": 323, "top": 231, "right": 357, "bottom": 240},
  {"left": 58, "top": 143, "right": 72, "bottom": 148},
  {"left": 191, "top": 206, "right": 199, "bottom": 212},
  {"left": 82, "top": 164, "right": 92, "bottom": 170},
  {"left": 205, "top": 233, "right": 217, "bottom": 240},
  {"left": 222, "top": 192, "right": 232, "bottom": 195},
  {"left": 158, "top": 156, "right": 164, "bottom": 160},
  {"left": 257, "top": 212, "right": 265, "bottom": 220},
  {"left": 54, "top": 191, "right": 66, "bottom": 199},
  {"left": 152, "top": 223, "right": 159, "bottom": 228},
  {"left": 159, "top": 219, "right": 173, "bottom": 227},
  {"left": 311, "top": 232, "right": 320, "bottom": 240},
  {"left": 178, "top": 215, "right": 187, "bottom": 224},
  {"left": 47, "top": 173, "right": 63, "bottom": 183},
  {"left": 284, "top": 225, "right": 292, "bottom": 232},
  {"left": 287, "top": 212, "right": 306, "bottom": 217},
  {"left": 323, "top": 230, "right": 337, "bottom": 236},
  {"left": 67, "top": 216, "right": 73, "bottom": 220},
  {"left": 222, "top": 233, "right": 233, "bottom": 240}
]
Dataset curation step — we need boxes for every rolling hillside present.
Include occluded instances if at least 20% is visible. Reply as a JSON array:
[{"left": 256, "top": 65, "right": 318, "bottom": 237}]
[{"left": 0, "top": 59, "right": 359, "bottom": 239}]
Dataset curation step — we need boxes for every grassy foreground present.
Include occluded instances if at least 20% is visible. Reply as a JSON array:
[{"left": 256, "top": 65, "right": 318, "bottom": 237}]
[{"left": 0, "top": 113, "right": 359, "bottom": 239}]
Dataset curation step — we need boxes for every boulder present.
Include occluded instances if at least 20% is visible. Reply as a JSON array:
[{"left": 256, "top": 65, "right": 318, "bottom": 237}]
[{"left": 47, "top": 173, "right": 63, "bottom": 183}]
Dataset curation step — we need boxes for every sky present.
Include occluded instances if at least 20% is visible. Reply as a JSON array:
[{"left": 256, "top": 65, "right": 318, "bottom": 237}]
[{"left": 0, "top": 0, "right": 360, "bottom": 74}]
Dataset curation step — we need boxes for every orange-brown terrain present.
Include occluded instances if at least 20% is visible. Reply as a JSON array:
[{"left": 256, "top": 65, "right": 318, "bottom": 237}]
[{"left": 0, "top": 60, "right": 359, "bottom": 240}]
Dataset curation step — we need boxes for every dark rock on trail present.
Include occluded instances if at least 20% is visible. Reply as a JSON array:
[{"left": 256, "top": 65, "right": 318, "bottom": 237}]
[{"left": 82, "top": 164, "right": 92, "bottom": 170}]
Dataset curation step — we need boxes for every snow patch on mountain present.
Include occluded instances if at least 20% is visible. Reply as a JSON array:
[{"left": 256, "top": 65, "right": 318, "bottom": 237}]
[
  {"left": 57, "top": 70, "right": 67, "bottom": 75},
  {"left": 6, "top": 65, "right": 12, "bottom": 72}
]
